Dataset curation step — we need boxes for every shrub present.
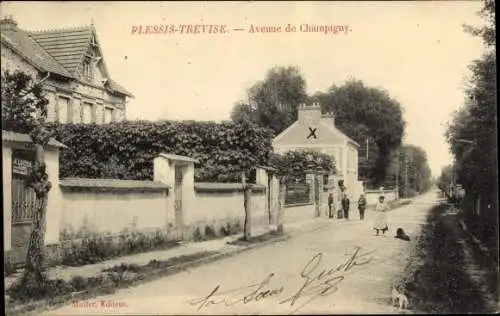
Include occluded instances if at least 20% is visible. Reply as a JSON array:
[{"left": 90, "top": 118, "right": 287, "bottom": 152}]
[
  {"left": 68, "top": 275, "right": 87, "bottom": 291},
  {"left": 192, "top": 227, "right": 204, "bottom": 242},
  {"left": 7, "top": 276, "right": 74, "bottom": 303},
  {"left": 4, "top": 255, "right": 17, "bottom": 276},
  {"left": 205, "top": 225, "right": 218, "bottom": 239},
  {"left": 48, "top": 120, "right": 274, "bottom": 182},
  {"left": 231, "top": 221, "right": 243, "bottom": 234},
  {"left": 220, "top": 223, "right": 231, "bottom": 236},
  {"left": 102, "top": 263, "right": 142, "bottom": 274}
]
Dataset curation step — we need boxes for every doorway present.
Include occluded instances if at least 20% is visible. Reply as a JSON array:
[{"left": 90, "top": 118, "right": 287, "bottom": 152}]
[{"left": 174, "top": 165, "right": 184, "bottom": 239}]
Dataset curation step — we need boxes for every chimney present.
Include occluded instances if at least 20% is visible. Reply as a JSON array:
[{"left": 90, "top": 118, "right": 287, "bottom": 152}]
[
  {"left": 0, "top": 15, "right": 18, "bottom": 31},
  {"left": 321, "top": 111, "right": 335, "bottom": 127},
  {"left": 297, "top": 102, "right": 322, "bottom": 125}
]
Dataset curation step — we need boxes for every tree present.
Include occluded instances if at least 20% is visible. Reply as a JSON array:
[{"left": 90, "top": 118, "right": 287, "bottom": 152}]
[
  {"left": 396, "top": 145, "right": 433, "bottom": 197},
  {"left": 2, "top": 70, "right": 51, "bottom": 286},
  {"left": 312, "top": 80, "right": 406, "bottom": 187},
  {"left": 446, "top": 0, "right": 496, "bottom": 247},
  {"left": 230, "top": 65, "right": 309, "bottom": 134},
  {"left": 230, "top": 102, "right": 253, "bottom": 123},
  {"left": 438, "top": 165, "right": 455, "bottom": 199}
]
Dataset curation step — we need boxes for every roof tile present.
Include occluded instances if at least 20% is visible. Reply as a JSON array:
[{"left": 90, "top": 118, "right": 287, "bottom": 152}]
[
  {"left": 28, "top": 27, "right": 93, "bottom": 75},
  {"left": 1, "top": 29, "right": 72, "bottom": 78}
]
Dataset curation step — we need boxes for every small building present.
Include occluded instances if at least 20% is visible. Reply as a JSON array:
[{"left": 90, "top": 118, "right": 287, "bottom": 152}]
[
  {"left": 272, "top": 102, "right": 364, "bottom": 204},
  {"left": 1, "top": 15, "right": 133, "bottom": 124}
]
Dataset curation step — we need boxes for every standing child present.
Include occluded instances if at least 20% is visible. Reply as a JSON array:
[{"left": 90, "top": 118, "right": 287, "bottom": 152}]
[
  {"left": 328, "top": 193, "right": 334, "bottom": 218},
  {"left": 342, "top": 194, "right": 350, "bottom": 220},
  {"left": 358, "top": 194, "right": 367, "bottom": 220},
  {"left": 373, "top": 195, "right": 390, "bottom": 236}
]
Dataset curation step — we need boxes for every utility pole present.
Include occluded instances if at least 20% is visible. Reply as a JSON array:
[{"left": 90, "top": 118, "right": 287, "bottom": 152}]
[
  {"left": 404, "top": 157, "right": 408, "bottom": 198},
  {"left": 366, "top": 138, "right": 369, "bottom": 160},
  {"left": 395, "top": 151, "right": 399, "bottom": 200}
]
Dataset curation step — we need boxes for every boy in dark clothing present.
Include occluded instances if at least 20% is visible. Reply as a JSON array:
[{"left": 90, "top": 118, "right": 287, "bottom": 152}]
[
  {"left": 358, "top": 194, "right": 367, "bottom": 220},
  {"left": 328, "top": 193, "right": 334, "bottom": 218},
  {"left": 342, "top": 195, "right": 350, "bottom": 220}
]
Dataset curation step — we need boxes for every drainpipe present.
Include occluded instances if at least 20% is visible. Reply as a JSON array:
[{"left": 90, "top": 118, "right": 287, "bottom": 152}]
[
  {"left": 19, "top": 72, "right": 51, "bottom": 97},
  {"left": 38, "top": 72, "right": 51, "bottom": 85}
]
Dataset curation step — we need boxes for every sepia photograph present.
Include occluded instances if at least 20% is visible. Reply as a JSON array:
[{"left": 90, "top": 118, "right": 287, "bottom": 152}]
[{"left": 1, "top": 1, "right": 498, "bottom": 315}]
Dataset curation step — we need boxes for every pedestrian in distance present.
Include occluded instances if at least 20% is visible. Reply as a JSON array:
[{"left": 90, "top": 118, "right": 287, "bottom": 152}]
[
  {"left": 358, "top": 194, "right": 367, "bottom": 220},
  {"left": 328, "top": 193, "right": 334, "bottom": 218},
  {"left": 342, "top": 194, "right": 350, "bottom": 220},
  {"left": 373, "top": 195, "right": 390, "bottom": 236}
]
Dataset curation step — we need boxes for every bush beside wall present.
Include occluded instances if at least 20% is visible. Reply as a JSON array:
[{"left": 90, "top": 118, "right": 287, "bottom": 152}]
[
  {"left": 59, "top": 229, "right": 180, "bottom": 267},
  {"left": 4, "top": 228, "right": 181, "bottom": 270},
  {"left": 188, "top": 219, "right": 243, "bottom": 242}
]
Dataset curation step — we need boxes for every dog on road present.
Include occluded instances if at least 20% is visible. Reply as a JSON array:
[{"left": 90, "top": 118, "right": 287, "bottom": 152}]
[{"left": 395, "top": 227, "right": 411, "bottom": 241}]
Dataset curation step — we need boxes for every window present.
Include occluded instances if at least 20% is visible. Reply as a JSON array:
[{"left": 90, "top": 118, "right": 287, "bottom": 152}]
[
  {"left": 104, "top": 107, "right": 114, "bottom": 123},
  {"left": 73, "top": 103, "right": 82, "bottom": 124},
  {"left": 46, "top": 99, "right": 57, "bottom": 122},
  {"left": 82, "top": 57, "right": 93, "bottom": 81},
  {"left": 82, "top": 102, "right": 93, "bottom": 123},
  {"left": 58, "top": 97, "right": 70, "bottom": 123}
]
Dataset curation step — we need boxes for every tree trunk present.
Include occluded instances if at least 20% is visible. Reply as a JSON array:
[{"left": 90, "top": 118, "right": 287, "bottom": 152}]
[
  {"left": 23, "top": 144, "right": 51, "bottom": 284},
  {"left": 276, "top": 177, "right": 287, "bottom": 234},
  {"left": 243, "top": 184, "right": 252, "bottom": 241}
]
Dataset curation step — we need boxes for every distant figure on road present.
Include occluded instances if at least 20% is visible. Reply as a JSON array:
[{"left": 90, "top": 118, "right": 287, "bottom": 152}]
[
  {"left": 358, "top": 194, "right": 367, "bottom": 220},
  {"left": 342, "top": 195, "right": 350, "bottom": 220},
  {"left": 373, "top": 195, "right": 390, "bottom": 236},
  {"left": 328, "top": 193, "right": 334, "bottom": 218}
]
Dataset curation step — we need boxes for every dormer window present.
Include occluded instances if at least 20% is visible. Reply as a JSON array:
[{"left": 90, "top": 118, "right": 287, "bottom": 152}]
[{"left": 82, "top": 56, "right": 93, "bottom": 81}]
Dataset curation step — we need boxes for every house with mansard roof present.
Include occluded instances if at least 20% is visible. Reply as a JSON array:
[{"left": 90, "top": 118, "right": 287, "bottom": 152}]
[
  {"left": 1, "top": 16, "right": 133, "bottom": 124},
  {"left": 272, "top": 102, "right": 364, "bottom": 202}
]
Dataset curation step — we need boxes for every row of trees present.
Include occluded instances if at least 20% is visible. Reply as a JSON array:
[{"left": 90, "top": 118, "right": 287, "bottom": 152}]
[
  {"left": 383, "top": 145, "right": 433, "bottom": 198},
  {"left": 442, "top": 1, "right": 497, "bottom": 246}
]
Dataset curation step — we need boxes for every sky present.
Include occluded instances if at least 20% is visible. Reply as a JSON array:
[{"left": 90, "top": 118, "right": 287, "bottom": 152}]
[{"left": 1, "top": 1, "right": 487, "bottom": 176}]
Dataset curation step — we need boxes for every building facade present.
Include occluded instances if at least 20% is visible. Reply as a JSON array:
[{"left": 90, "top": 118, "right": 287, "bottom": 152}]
[
  {"left": 272, "top": 102, "right": 364, "bottom": 204},
  {"left": 1, "top": 16, "right": 133, "bottom": 124}
]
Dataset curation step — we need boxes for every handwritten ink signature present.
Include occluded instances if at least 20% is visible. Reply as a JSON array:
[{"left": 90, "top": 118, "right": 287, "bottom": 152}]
[
  {"left": 186, "top": 246, "right": 374, "bottom": 313},
  {"left": 279, "top": 246, "right": 375, "bottom": 313},
  {"left": 186, "top": 273, "right": 284, "bottom": 310}
]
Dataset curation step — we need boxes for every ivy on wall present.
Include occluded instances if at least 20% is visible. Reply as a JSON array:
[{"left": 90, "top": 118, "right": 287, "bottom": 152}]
[
  {"left": 48, "top": 120, "right": 275, "bottom": 182},
  {"left": 269, "top": 150, "right": 336, "bottom": 180}
]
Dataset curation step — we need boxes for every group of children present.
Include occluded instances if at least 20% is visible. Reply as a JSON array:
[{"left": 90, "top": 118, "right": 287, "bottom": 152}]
[
  {"left": 327, "top": 192, "right": 390, "bottom": 236},
  {"left": 327, "top": 192, "right": 367, "bottom": 220}
]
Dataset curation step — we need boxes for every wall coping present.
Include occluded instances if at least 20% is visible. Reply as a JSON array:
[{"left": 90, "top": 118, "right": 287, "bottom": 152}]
[
  {"left": 2, "top": 130, "right": 67, "bottom": 149},
  {"left": 284, "top": 202, "right": 314, "bottom": 208},
  {"left": 194, "top": 182, "right": 267, "bottom": 193},
  {"left": 59, "top": 178, "right": 170, "bottom": 193},
  {"left": 365, "top": 189, "right": 397, "bottom": 193},
  {"left": 157, "top": 153, "right": 199, "bottom": 163}
]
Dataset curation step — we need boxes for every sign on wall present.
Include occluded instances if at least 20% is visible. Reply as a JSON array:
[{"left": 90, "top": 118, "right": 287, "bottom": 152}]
[{"left": 13, "top": 158, "right": 32, "bottom": 176}]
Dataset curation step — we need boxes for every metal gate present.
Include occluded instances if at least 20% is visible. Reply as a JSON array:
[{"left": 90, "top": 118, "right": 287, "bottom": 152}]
[
  {"left": 285, "top": 182, "right": 311, "bottom": 206},
  {"left": 11, "top": 149, "right": 37, "bottom": 266}
]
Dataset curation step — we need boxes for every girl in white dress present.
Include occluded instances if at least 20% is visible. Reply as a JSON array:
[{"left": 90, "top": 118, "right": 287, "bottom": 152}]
[{"left": 373, "top": 195, "right": 390, "bottom": 236}]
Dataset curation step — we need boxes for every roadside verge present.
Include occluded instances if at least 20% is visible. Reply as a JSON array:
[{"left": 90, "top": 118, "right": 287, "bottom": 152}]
[{"left": 5, "top": 231, "right": 289, "bottom": 316}]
